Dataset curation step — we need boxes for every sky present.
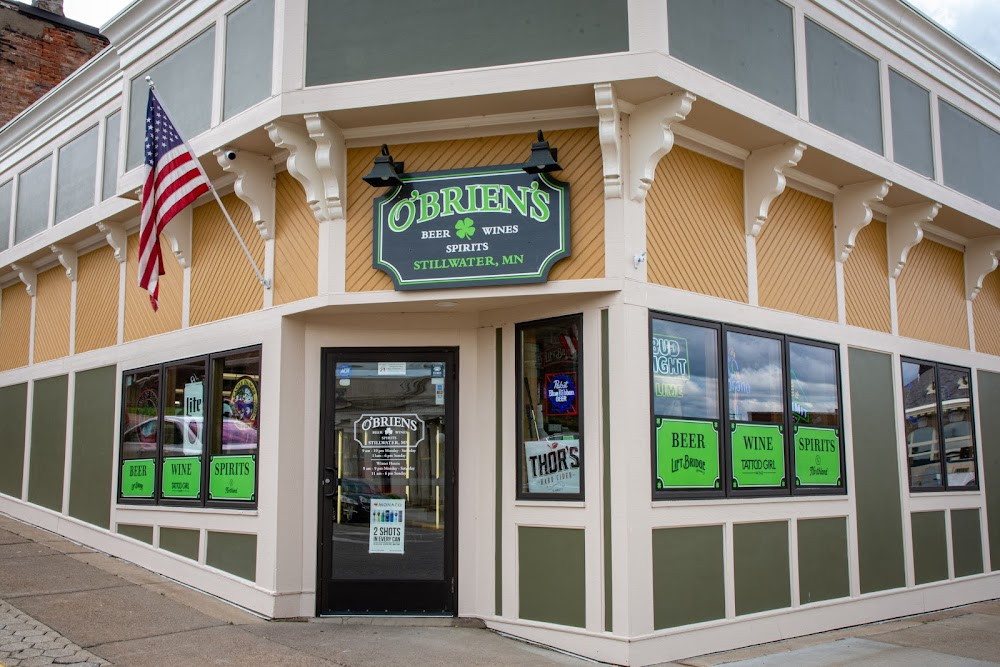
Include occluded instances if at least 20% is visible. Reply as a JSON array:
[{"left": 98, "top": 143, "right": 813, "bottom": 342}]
[{"left": 47, "top": 0, "right": 999, "bottom": 68}]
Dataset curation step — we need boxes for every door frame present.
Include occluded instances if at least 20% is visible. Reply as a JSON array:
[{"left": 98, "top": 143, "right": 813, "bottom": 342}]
[{"left": 316, "top": 347, "right": 459, "bottom": 616}]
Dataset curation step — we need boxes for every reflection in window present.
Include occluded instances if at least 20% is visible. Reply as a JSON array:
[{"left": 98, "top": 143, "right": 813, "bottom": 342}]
[
  {"left": 726, "top": 332, "right": 783, "bottom": 423},
  {"left": 651, "top": 317, "right": 721, "bottom": 494},
  {"left": 939, "top": 367, "right": 976, "bottom": 488},
  {"left": 224, "top": 0, "right": 274, "bottom": 119},
  {"left": 517, "top": 315, "right": 582, "bottom": 499},
  {"left": 209, "top": 349, "right": 260, "bottom": 502},
  {"left": 902, "top": 361, "right": 941, "bottom": 489},
  {"left": 102, "top": 111, "right": 121, "bottom": 201},
  {"left": 161, "top": 359, "right": 208, "bottom": 500},
  {"left": 789, "top": 343, "right": 838, "bottom": 428},
  {"left": 120, "top": 368, "right": 160, "bottom": 499}
]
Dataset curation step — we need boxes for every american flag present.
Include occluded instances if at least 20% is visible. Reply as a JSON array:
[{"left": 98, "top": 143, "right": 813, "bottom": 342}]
[{"left": 139, "top": 89, "right": 210, "bottom": 311}]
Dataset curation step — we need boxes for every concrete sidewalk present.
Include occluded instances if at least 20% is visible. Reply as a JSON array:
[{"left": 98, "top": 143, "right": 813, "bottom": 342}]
[{"left": 1, "top": 512, "right": 999, "bottom": 667}]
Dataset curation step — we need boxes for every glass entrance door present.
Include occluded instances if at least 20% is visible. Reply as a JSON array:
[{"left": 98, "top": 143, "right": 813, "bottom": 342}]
[{"left": 318, "top": 349, "right": 456, "bottom": 614}]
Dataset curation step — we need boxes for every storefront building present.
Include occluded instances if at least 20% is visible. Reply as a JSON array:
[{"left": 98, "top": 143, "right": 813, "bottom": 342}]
[{"left": 0, "top": 1, "right": 998, "bottom": 664}]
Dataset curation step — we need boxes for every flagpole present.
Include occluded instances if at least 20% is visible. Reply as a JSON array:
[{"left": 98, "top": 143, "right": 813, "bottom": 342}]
[{"left": 145, "top": 77, "right": 271, "bottom": 290}]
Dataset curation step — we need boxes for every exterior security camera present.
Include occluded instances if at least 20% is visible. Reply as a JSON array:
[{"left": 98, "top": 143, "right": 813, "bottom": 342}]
[{"left": 225, "top": 150, "right": 237, "bottom": 161}]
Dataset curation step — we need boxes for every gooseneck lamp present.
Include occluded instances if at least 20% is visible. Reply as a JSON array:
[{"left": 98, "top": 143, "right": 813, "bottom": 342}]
[
  {"left": 362, "top": 144, "right": 405, "bottom": 187},
  {"left": 521, "top": 130, "right": 562, "bottom": 174}
]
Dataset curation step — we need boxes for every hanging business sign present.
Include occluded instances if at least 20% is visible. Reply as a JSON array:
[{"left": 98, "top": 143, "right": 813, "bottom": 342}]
[{"left": 372, "top": 166, "right": 571, "bottom": 290}]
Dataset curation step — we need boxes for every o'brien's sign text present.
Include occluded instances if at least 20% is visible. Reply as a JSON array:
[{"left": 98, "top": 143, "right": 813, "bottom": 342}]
[{"left": 372, "top": 165, "right": 571, "bottom": 290}]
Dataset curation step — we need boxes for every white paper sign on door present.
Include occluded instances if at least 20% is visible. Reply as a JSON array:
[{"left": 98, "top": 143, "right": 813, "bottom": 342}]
[{"left": 369, "top": 498, "right": 405, "bottom": 554}]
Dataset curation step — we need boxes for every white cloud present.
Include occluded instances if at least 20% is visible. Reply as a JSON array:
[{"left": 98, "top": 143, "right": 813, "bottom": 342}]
[
  {"left": 905, "top": 0, "right": 1000, "bottom": 66},
  {"left": 62, "top": 0, "right": 133, "bottom": 30}
]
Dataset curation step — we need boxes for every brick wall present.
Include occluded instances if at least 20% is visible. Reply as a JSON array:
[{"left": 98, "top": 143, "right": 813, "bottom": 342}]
[{"left": 0, "top": 3, "right": 108, "bottom": 126}]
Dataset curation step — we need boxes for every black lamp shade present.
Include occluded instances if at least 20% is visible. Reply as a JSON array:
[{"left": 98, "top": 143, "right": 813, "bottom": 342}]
[
  {"left": 363, "top": 144, "right": 405, "bottom": 187},
  {"left": 522, "top": 130, "right": 562, "bottom": 174}
]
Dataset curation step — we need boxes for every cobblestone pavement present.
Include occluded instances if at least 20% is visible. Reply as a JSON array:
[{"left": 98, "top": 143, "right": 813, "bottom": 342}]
[{"left": 0, "top": 601, "right": 108, "bottom": 667}]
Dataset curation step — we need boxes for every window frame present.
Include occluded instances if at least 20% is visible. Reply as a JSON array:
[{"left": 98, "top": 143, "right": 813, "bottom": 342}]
[
  {"left": 900, "top": 357, "right": 979, "bottom": 494},
  {"left": 515, "top": 313, "right": 585, "bottom": 502},
  {"left": 649, "top": 312, "right": 847, "bottom": 500},
  {"left": 117, "top": 345, "right": 261, "bottom": 509},
  {"left": 648, "top": 312, "right": 726, "bottom": 500}
]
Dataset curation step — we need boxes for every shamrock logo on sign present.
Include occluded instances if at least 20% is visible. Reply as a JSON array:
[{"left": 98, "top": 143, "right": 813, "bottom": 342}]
[{"left": 455, "top": 217, "right": 475, "bottom": 239}]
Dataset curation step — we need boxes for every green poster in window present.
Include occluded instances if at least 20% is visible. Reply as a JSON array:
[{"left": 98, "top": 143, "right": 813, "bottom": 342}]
[
  {"left": 209, "top": 455, "right": 255, "bottom": 501},
  {"left": 731, "top": 423, "right": 785, "bottom": 488},
  {"left": 161, "top": 456, "right": 202, "bottom": 499},
  {"left": 121, "top": 459, "right": 155, "bottom": 498},
  {"left": 655, "top": 418, "right": 720, "bottom": 489},
  {"left": 794, "top": 426, "right": 841, "bottom": 486}
]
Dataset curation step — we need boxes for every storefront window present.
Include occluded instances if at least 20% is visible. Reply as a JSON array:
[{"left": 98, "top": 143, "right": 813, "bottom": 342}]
[
  {"left": 789, "top": 342, "right": 843, "bottom": 488},
  {"left": 120, "top": 368, "right": 160, "bottom": 501},
  {"left": 649, "top": 313, "right": 845, "bottom": 499},
  {"left": 727, "top": 331, "right": 786, "bottom": 491},
  {"left": 516, "top": 315, "right": 583, "bottom": 500},
  {"left": 118, "top": 346, "right": 261, "bottom": 507},
  {"left": 902, "top": 359, "right": 977, "bottom": 491},
  {"left": 650, "top": 316, "right": 722, "bottom": 496},
  {"left": 208, "top": 349, "right": 260, "bottom": 503}
]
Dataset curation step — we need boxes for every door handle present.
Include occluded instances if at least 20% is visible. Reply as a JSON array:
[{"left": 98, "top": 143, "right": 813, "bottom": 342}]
[{"left": 323, "top": 467, "right": 337, "bottom": 498}]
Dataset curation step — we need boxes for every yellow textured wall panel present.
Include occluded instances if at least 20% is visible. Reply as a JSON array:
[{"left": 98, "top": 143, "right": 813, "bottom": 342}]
[
  {"left": 33, "top": 266, "right": 71, "bottom": 363},
  {"left": 345, "top": 128, "right": 604, "bottom": 292},
  {"left": 973, "top": 269, "right": 1000, "bottom": 356},
  {"left": 124, "top": 233, "right": 182, "bottom": 342},
  {"left": 757, "top": 188, "right": 837, "bottom": 321},
  {"left": 0, "top": 284, "right": 31, "bottom": 371},
  {"left": 75, "top": 245, "right": 119, "bottom": 354},
  {"left": 190, "top": 194, "right": 264, "bottom": 325},
  {"left": 274, "top": 171, "right": 318, "bottom": 305},
  {"left": 646, "top": 147, "right": 747, "bottom": 302},
  {"left": 897, "top": 240, "right": 969, "bottom": 349},
  {"left": 844, "top": 220, "right": 891, "bottom": 333}
]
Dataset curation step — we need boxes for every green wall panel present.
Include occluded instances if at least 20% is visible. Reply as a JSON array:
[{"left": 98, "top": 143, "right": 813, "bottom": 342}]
[
  {"left": 518, "top": 526, "right": 585, "bottom": 628},
  {"left": 0, "top": 384, "right": 27, "bottom": 498},
  {"left": 117, "top": 523, "right": 153, "bottom": 544},
  {"left": 206, "top": 531, "right": 257, "bottom": 581},
  {"left": 68, "top": 366, "right": 116, "bottom": 529},
  {"left": 653, "top": 525, "right": 725, "bottom": 628},
  {"left": 160, "top": 527, "right": 200, "bottom": 561},
  {"left": 734, "top": 521, "right": 791, "bottom": 615},
  {"left": 980, "top": 370, "right": 1000, "bottom": 571},
  {"left": 912, "top": 511, "right": 948, "bottom": 585},
  {"left": 951, "top": 509, "right": 983, "bottom": 578},
  {"left": 306, "top": 0, "right": 629, "bottom": 86},
  {"left": 798, "top": 517, "right": 850, "bottom": 604},
  {"left": 27, "top": 375, "right": 68, "bottom": 512},
  {"left": 848, "top": 348, "right": 906, "bottom": 593}
]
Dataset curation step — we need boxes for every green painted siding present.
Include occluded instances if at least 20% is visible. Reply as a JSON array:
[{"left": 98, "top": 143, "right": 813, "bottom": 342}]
[
  {"left": 849, "top": 348, "right": 906, "bottom": 593},
  {"left": 951, "top": 509, "right": 983, "bottom": 578},
  {"left": 0, "top": 383, "right": 27, "bottom": 498},
  {"left": 798, "top": 517, "right": 850, "bottom": 604},
  {"left": 27, "top": 375, "right": 68, "bottom": 512},
  {"left": 601, "top": 309, "right": 612, "bottom": 632},
  {"left": 980, "top": 370, "right": 1000, "bottom": 571},
  {"left": 206, "top": 531, "right": 257, "bottom": 581},
  {"left": 68, "top": 366, "right": 116, "bottom": 529},
  {"left": 912, "top": 511, "right": 948, "bottom": 585},
  {"left": 160, "top": 527, "right": 200, "bottom": 561},
  {"left": 518, "top": 527, "right": 585, "bottom": 628},
  {"left": 117, "top": 523, "right": 153, "bottom": 544},
  {"left": 653, "top": 525, "right": 725, "bottom": 628},
  {"left": 734, "top": 521, "right": 791, "bottom": 615}
]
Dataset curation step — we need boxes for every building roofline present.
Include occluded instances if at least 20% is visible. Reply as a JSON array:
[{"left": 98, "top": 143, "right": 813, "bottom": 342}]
[
  {"left": 856, "top": 0, "right": 999, "bottom": 99},
  {"left": 0, "top": 0, "right": 108, "bottom": 40}
]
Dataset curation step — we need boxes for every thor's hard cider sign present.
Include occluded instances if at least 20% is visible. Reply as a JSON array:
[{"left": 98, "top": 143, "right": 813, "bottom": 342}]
[{"left": 372, "top": 165, "right": 571, "bottom": 290}]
